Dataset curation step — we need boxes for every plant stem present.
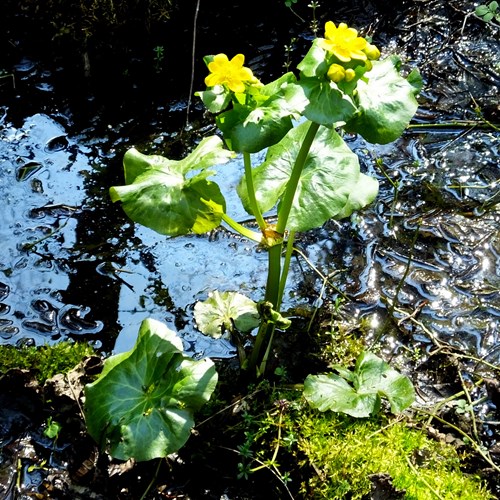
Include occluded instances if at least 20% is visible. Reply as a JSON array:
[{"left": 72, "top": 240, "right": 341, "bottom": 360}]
[
  {"left": 276, "top": 121, "right": 320, "bottom": 234},
  {"left": 220, "top": 213, "right": 262, "bottom": 243},
  {"left": 277, "top": 230, "right": 296, "bottom": 310},
  {"left": 247, "top": 121, "right": 320, "bottom": 377},
  {"left": 244, "top": 152, "right": 267, "bottom": 231}
]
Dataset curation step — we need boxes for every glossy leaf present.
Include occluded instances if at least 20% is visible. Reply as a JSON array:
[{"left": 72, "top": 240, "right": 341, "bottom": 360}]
[
  {"left": 296, "top": 39, "right": 330, "bottom": 79},
  {"left": 194, "top": 290, "right": 260, "bottom": 338},
  {"left": 298, "top": 78, "right": 356, "bottom": 126},
  {"left": 196, "top": 84, "right": 232, "bottom": 113},
  {"left": 237, "top": 121, "right": 378, "bottom": 232},
  {"left": 304, "top": 352, "right": 415, "bottom": 418},
  {"left": 84, "top": 318, "right": 218, "bottom": 461},
  {"left": 345, "top": 57, "right": 421, "bottom": 144},
  {"left": 216, "top": 73, "right": 306, "bottom": 153},
  {"left": 109, "top": 137, "right": 233, "bottom": 236}
]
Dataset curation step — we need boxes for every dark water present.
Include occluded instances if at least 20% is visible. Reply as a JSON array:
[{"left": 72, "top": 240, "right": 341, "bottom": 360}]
[{"left": 0, "top": 0, "right": 499, "bottom": 366}]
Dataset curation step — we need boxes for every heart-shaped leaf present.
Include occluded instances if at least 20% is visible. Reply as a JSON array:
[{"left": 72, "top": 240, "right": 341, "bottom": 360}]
[
  {"left": 84, "top": 318, "right": 218, "bottom": 461},
  {"left": 110, "top": 136, "right": 233, "bottom": 236},
  {"left": 237, "top": 121, "right": 378, "bottom": 232},
  {"left": 303, "top": 352, "right": 415, "bottom": 418},
  {"left": 194, "top": 291, "right": 260, "bottom": 338},
  {"left": 216, "top": 73, "right": 307, "bottom": 153},
  {"left": 298, "top": 78, "right": 356, "bottom": 126},
  {"left": 345, "top": 57, "right": 422, "bottom": 144}
]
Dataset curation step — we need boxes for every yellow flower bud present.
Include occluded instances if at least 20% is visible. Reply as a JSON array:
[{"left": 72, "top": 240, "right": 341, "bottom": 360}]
[
  {"left": 364, "top": 59, "right": 373, "bottom": 71},
  {"left": 364, "top": 43, "right": 381, "bottom": 60},
  {"left": 327, "top": 63, "right": 346, "bottom": 82},
  {"left": 344, "top": 68, "right": 356, "bottom": 82}
]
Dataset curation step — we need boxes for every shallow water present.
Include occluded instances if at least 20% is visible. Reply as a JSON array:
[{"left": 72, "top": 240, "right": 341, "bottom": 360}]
[{"left": 0, "top": 0, "right": 499, "bottom": 367}]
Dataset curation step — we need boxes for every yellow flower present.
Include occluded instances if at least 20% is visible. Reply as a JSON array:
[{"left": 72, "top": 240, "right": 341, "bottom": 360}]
[
  {"left": 319, "top": 22, "right": 367, "bottom": 62},
  {"left": 204, "top": 53, "right": 256, "bottom": 93},
  {"left": 327, "top": 63, "right": 346, "bottom": 82}
]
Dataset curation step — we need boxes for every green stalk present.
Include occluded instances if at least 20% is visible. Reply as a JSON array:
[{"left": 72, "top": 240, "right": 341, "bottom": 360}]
[
  {"left": 220, "top": 213, "right": 262, "bottom": 243},
  {"left": 243, "top": 152, "right": 267, "bottom": 231},
  {"left": 276, "top": 121, "right": 320, "bottom": 234},
  {"left": 247, "top": 121, "right": 320, "bottom": 377},
  {"left": 277, "top": 230, "right": 296, "bottom": 310}
]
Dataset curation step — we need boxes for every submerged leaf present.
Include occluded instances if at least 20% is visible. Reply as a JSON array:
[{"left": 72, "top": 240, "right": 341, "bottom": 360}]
[
  {"left": 194, "top": 290, "right": 260, "bottom": 338},
  {"left": 84, "top": 318, "right": 218, "bottom": 461},
  {"left": 304, "top": 352, "right": 415, "bottom": 417}
]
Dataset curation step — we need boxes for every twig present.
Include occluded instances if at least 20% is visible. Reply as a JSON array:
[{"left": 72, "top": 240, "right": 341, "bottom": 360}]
[
  {"left": 185, "top": 0, "right": 201, "bottom": 127},
  {"left": 416, "top": 408, "right": 500, "bottom": 474},
  {"left": 219, "top": 446, "right": 295, "bottom": 499},
  {"left": 405, "top": 455, "right": 446, "bottom": 500},
  {"left": 139, "top": 458, "right": 163, "bottom": 500}
]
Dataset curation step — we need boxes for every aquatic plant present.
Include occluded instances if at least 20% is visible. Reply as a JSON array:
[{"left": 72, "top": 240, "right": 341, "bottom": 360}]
[
  {"left": 92, "top": 20, "right": 421, "bottom": 461},
  {"left": 84, "top": 318, "right": 217, "bottom": 461},
  {"left": 111, "top": 20, "right": 421, "bottom": 376}
]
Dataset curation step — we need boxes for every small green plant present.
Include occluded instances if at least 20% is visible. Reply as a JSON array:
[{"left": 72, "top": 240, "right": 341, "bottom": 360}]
[
  {"left": 153, "top": 45, "right": 165, "bottom": 73},
  {"left": 84, "top": 318, "right": 217, "bottom": 461},
  {"left": 475, "top": 1, "right": 500, "bottom": 23},
  {"left": 43, "top": 417, "right": 62, "bottom": 441},
  {"left": 304, "top": 351, "right": 415, "bottom": 417}
]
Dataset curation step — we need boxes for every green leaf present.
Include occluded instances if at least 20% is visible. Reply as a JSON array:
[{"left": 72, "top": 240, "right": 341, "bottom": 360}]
[
  {"left": 354, "top": 352, "right": 416, "bottom": 414},
  {"left": 194, "top": 291, "right": 261, "bottom": 338},
  {"left": 237, "top": 122, "right": 378, "bottom": 232},
  {"left": 304, "top": 372, "right": 381, "bottom": 417},
  {"left": 297, "top": 39, "right": 331, "bottom": 79},
  {"left": 345, "top": 58, "right": 421, "bottom": 144},
  {"left": 44, "top": 418, "right": 62, "bottom": 440},
  {"left": 196, "top": 85, "right": 232, "bottom": 113},
  {"left": 475, "top": 5, "right": 490, "bottom": 16},
  {"left": 304, "top": 352, "right": 415, "bottom": 417},
  {"left": 216, "top": 74, "right": 306, "bottom": 153},
  {"left": 299, "top": 78, "right": 357, "bottom": 126},
  {"left": 84, "top": 318, "right": 218, "bottom": 461},
  {"left": 110, "top": 137, "right": 233, "bottom": 236}
]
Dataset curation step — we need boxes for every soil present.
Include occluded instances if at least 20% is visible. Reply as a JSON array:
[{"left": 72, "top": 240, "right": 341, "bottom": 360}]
[{"left": 0, "top": 0, "right": 499, "bottom": 498}]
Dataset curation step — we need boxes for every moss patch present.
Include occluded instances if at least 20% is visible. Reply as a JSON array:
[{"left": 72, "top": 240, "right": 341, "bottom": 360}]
[
  {"left": 234, "top": 385, "right": 494, "bottom": 500},
  {"left": 294, "top": 409, "right": 492, "bottom": 499},
  {"left": 0, "top": 341, "right": 95, "bottom": 384}
]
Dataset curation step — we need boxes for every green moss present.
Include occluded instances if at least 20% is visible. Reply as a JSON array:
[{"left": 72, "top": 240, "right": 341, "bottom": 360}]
[
  {"left": 0, "top": 341, "right": 96, "bottom": 384},
  {"left": 292, "top": 408, "right": 492, "bottom": 499},
  {"left": 235, "top": 384, "right": 493, "bottom": 499}
]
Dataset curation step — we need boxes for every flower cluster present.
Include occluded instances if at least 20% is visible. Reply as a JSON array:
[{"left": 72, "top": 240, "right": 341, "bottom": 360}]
[
  {"left": 319, "top": 22, "right": 381, "bottom": 84},
  {"left": 204, "top": 53, "right": 260, "bottom": 93}
]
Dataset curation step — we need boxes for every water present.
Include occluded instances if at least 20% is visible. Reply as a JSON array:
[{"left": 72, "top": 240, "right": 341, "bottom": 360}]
[{"left": 0, "top": 0, "right": 499, "bottom": 367}]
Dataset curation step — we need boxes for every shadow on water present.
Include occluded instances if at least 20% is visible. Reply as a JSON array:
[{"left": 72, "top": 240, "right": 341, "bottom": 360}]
[{"left": 0, "top": 0, "right": 499, "bottom": 497}]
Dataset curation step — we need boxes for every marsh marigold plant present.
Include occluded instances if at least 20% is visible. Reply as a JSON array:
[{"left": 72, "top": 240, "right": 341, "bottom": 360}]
[{"left": 111, "top": 19, "right": 422, "bottom": 380}]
